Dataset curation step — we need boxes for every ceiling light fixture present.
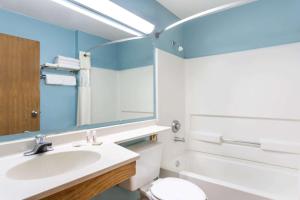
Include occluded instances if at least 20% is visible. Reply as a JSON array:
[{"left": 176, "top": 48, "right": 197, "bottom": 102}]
[
  {"left": 50, "top": 0, "right": 144, "bottom": 36},
  {"left": 71, "top": 0, "right": 155, "bottom": 34}
]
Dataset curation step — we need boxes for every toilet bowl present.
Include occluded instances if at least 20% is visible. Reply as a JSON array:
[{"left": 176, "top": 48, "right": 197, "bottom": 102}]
[
  {"left": 119, "top": 142, "right": 207, "bottom": 200},
  {"left": 141, "top": 177, "right": 206, "bottom": 200}
]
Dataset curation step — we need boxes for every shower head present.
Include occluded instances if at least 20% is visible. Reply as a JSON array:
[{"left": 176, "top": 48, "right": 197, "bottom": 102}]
[
  {"left": 171, "top": 40, "right": 184, "bottom": 52},
  {"left": 178, "top": 46, "right": 183, "bottom": 52}
]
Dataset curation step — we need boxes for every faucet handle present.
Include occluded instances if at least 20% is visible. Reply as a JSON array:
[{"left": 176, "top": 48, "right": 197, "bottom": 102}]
[{"left": 35, "top": 134, "right": 46, "bottom": 144}]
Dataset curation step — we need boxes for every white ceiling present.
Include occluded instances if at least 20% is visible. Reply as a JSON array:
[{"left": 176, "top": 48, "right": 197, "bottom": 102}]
[
  {"left": 157, "top": 0, "right": 242, "bottom": 19},
  {"left": 0, "top": 0, "right": 135, "bottom": 40},
  {"left": 0, "top": 0, "right": 249, "bottom": 40}
]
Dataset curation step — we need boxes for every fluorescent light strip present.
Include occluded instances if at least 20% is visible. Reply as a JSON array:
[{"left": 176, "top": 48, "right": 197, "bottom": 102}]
[
  {"left": 51, "top": 0, "right": 143, "bottom": 36},
  {"left": 72, "top": 0, "right": 155, "bottom": 34}
]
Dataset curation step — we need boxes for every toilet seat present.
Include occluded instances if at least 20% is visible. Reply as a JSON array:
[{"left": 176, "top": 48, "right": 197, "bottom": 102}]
[{"left": 149, "top": 178, "right": 206, "bottom": 200}]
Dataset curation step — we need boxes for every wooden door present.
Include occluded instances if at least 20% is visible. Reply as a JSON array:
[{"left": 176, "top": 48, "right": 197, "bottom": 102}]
[{"left": 0, "top": 33, "right": 40, "bottom": 135}]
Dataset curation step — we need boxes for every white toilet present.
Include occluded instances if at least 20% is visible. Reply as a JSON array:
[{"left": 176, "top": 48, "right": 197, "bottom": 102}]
[{"left": 119, "top": 142, "right": 207, "bottom": 200}]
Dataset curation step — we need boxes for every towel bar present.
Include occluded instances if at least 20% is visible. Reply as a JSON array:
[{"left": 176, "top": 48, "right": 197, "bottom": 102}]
[{"left": 40, "top": 64, "right": 78, "bottom": 80}]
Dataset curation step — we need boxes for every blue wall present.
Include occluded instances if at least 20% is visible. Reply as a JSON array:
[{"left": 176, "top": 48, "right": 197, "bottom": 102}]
[
  {"left": 111, "top": 0, "right": 184, "bottom": 58},
  {"left": 182, "top": 0, "right": 300, "bottom": 58},
  {"left": 0, "top": 9, "right": 79, "bottom": 132},
  {"left": 88, "top": 37, "right": 153, "bottom": 70},
  {"left": 117, "top": 38, "right": 154, "bottom": 70},
  {"left": 0, "top": 9, "right": 124, "bottom": 133},
  {"left": 0, "top": 7, "right": 156, "bottom": 135},
  {"left": 156, "top": 25, "right": 185, "bottom": 58},
  {"left": 77, "top": 31, "right": 119, "bottom": 70}
]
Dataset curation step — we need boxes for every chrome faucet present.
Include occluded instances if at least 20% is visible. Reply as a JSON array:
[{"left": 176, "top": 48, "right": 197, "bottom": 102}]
[{"left": 24, "top": 134, "right": 53, "bottom": 156}]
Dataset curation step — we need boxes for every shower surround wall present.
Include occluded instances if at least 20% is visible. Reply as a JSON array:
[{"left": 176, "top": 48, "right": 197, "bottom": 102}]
[
  {"left": 91, "top": 65, "right": 154, "bottom": 124},
  {"left": 182, "top": 0, "right": 300, "bottom": 169},
  {"left": 156, "top": 49, "right": 186, "bottom": 169},
  {"left": 185, "top": 42, "right": 300, "bottom": 169},
  {"left": 157, "top": 0, "right": 300, "bottom": 166},
  {"left": 156, "top": 42, "right": 300, "bottom": 199}
]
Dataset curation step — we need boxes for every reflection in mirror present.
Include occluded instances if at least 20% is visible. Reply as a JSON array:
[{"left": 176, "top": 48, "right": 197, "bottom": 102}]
[
  {"left": 0, "top": 1, "right": 155, "bottom": 142},
  {"left": 78, "top": 37, "right": 154, "bottom": 126}
]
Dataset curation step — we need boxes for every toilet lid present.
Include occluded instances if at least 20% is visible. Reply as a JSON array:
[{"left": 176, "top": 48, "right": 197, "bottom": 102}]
[{"left": 150, "top": 178, "right": 206, "bottom": 200}]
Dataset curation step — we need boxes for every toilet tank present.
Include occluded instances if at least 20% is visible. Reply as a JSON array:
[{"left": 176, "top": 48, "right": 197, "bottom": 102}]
[{"left": 119, "top": 142, "right": 163, "bottom": 191}]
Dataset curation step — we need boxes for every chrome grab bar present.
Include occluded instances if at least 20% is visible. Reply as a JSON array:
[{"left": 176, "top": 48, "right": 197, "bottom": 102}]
[{"left": 222, "top": 138, "right": 260, "bottom": 147}]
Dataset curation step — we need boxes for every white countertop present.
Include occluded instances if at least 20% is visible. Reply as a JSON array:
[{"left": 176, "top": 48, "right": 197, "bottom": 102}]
[
  {"left": 0, "top": 125, "right": 170, "bottom": 200},
  {"left": 97, "top": 125, "right": 170, "bottom": 144},
  {"left": 0, "top": 143, "right": 138, "bottom": 200}
]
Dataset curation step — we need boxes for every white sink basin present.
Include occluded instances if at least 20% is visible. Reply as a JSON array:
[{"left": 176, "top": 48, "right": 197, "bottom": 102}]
[{"left": 6, "top": 150, "right": 101, "bottom": 180}]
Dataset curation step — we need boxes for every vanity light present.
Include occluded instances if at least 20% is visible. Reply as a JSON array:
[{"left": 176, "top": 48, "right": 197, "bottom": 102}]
[
  {"left": 71, "top": 0, "right": 155, "bottom": 34},
  {"left": 50, "top": 0, "right": 145, "bottom": 36}
]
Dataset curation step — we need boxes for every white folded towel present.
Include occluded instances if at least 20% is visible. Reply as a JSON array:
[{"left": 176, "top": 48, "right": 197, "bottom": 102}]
[
  {"left": 45, "top": 74, "right": 76, "bottom": 86},
  {"left": 57, "top": 63, "right": 80, "bottom": 70},
  {"left": 55, "top": 56, "right": 80, "bottom": 65},
  {"left": 57, "top": 60, "right": 80, "bottom": 66},
  {"left": 54, "top": 56, "right": 80, "bottom": 71}
]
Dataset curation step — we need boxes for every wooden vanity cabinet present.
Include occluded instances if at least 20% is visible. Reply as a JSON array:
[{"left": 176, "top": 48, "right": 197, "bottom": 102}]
[{"left": 28, "top": 161, "right": 136, "bottom": 200}]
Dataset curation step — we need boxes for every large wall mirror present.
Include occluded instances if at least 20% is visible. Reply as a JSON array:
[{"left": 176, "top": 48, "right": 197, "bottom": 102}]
[
  {"left": 0, "top": 1, "right": 155, "bottom": 142},
  {"left": 80, "top": 38, "right": 154, "bottom": 126}
]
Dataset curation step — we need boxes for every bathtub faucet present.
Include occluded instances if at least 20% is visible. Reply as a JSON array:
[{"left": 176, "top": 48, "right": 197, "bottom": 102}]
[{"left": 174, "top": 136, "right": 185, "bottom": 142}]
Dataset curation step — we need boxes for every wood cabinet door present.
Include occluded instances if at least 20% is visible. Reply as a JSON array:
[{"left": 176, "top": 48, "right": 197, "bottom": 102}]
[{"left": 0, "top": 33, "right": 40, "bottom": 135}]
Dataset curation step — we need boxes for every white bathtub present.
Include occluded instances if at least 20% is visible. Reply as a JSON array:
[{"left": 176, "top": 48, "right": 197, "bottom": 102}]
[{"left": 161, "top": 152, "right": 299, "bottom": 200}]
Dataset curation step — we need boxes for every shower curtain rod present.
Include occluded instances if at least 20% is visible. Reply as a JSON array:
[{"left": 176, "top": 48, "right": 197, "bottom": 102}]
[
  {"left": 84, "top": 0, "right": 256, "bottom": 52},
  {"left": 84, "top": 35, "right": 147, "bottom": 52},
  {"left": 156, "top": 0, "right": 257, "bottom": 38}
]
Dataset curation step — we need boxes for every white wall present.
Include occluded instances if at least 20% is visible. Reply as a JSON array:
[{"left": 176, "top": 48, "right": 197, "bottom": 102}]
[
  {"left": 156, "top": 49, "right": 186, "bottom": 169},
  {"left": 185, "top": 42, "right": 300, "bottom": 169},
  {"left": 91, "top": 67, "right": 118, "bottom": 124},
  {"left": 185, "top": 42, "right": 300, "bottom": 120},
  {"left": 156, "top": 42, "right": 300, "bottom": 170},
  {"left": 119, "top": 66, "right": 154, "bottom": 120},
  {"left": 90, "top": 66, "right": 154, "bottom": 124}
]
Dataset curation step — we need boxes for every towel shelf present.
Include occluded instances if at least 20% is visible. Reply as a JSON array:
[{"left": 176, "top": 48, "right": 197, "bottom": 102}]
[
  {"left": 40, "top": 64, "right": 79, "bottom": 80},
  {"left": 40, "top": 64, "right": 80, "bottom": 72}
]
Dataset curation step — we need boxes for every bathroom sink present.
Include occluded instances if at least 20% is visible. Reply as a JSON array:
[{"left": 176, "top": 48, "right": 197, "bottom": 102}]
[{"left": 6, "top": 150, "right": 101, "bottom": 180}]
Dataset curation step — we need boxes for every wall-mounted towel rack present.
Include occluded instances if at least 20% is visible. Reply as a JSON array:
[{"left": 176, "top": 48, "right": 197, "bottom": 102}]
[
  {"left": 40, "top": 64, "right": 79, "bottom": 80},
  {"left": 41, "top": 63, "right": 80, "bottom": 71},
  {"left": 40, "top": 64, "right": 77, "bottom": 86}
]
